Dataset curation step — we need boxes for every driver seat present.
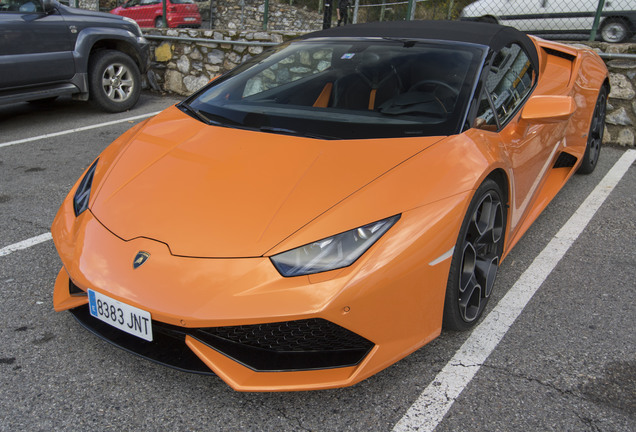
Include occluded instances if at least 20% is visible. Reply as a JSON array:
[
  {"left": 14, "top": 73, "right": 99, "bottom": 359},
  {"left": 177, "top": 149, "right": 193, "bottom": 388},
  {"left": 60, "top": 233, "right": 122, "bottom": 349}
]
[{"left": 332, "top": 55, "right": 402, "bottom": 110}]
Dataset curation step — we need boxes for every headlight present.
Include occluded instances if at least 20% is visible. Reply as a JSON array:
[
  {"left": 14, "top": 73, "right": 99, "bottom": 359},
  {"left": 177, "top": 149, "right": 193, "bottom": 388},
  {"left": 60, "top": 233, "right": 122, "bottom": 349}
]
[
  {"left": 73, "top": 159, "right": 99, "bottom": 217},
  {"left": 270, "top": 215, "right": 400, "bottom": 277}
]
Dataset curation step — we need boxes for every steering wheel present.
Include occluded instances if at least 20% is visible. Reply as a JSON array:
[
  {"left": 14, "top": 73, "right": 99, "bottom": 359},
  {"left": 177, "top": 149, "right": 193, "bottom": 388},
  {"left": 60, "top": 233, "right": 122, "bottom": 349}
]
[
  {"left": 409, "top": 79, "right": 458, "bottom": 95},
  {"left": 408, "top": 79, "right": 459, "bottom": 112}
]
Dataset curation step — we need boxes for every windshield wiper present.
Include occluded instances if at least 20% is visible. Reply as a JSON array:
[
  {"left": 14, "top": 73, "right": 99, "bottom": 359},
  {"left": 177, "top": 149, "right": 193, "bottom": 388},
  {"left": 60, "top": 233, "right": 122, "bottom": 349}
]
[
  {"left": 178, "top": 103, "right": 222, "bottom": 126},
  {"left": 259, "top": 126, "right": 337, "bottom": 140},
  {"left": 259, "top": 126, "right": 298, "bottom": 135}
]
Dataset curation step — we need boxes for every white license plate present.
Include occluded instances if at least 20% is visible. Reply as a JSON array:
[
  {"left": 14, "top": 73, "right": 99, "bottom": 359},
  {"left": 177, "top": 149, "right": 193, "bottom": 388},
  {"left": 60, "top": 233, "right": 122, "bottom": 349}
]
[
  {"left": 88, "top": 289, "right": 153, "bottom": 342},
  {"left": 184, "top": 17, "right": 196, "bottom": 21}
]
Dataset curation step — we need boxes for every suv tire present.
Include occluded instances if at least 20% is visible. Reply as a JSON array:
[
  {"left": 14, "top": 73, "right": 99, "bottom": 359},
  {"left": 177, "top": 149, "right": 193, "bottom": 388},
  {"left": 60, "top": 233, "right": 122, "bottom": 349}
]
[{"left": 89, "top": 49, "right": 141, "bottom": 113}]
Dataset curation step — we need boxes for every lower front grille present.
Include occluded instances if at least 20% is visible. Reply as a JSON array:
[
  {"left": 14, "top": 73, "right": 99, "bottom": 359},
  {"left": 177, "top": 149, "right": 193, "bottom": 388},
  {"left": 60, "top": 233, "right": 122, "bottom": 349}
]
[
  {"left": 70, "top": 306, "right": 212, "bottom": 374},
  {"left": 193, "top": 319, "right": 374, "bottom": 372},
  {"left": 70, "top": 305, "right": 374, "bottom": 374}
]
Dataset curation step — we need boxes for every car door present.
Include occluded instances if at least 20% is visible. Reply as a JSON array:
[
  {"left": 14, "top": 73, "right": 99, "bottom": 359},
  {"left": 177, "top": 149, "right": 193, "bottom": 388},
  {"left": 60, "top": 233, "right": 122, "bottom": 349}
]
[
  {"left": 0, "top": 0, "right": 74, "bottom": 89},
  {"left": 473, "top": 43, "right": 562, "bottom": 236},
  {"left": 544, "top": 0, "right": 589, "bottom": 32},
  {"left": 497, "top": 0, "right": 546, "bottom": 32},
  {"left": 138, "top": 0, "right": 161, "bottom": 28},
  {"left": 118, "top": 0, "right": 150, "bottom": 27}
]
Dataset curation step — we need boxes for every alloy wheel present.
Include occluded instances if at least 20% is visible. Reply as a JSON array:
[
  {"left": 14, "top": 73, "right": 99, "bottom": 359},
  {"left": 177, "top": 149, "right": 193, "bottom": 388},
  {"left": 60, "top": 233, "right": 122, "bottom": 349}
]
[
  {"left": 457, "top": 191, "right": 504, "bottom": 322},
  {"left": 101, "top": 63, "right": 135, "bottom": 103}
]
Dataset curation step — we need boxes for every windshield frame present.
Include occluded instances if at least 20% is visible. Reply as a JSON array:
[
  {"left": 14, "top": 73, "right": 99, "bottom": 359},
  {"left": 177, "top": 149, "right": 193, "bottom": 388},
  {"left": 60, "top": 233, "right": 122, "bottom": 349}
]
[{"left": 180, "top": 37, "right": 489, "bottom": 140}]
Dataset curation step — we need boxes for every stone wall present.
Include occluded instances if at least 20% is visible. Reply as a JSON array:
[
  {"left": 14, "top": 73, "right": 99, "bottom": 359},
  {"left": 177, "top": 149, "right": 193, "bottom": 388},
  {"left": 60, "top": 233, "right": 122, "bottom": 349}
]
[
  {"left": 214, "top": 0, "right": 322, "bottom": 32},
  {"left": 145, "top": 30, "right": 636, "bottom": 147},
  {"left": 146, "top": 28, "right": 292, "bottom": 94},
  {"left": 585, "top": 43, "right": 636, "bottom": 148}
]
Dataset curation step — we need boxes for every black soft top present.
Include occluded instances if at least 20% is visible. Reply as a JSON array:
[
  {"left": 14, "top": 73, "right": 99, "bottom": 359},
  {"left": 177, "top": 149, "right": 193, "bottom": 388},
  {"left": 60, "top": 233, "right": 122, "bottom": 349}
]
[{"left": 301, "top": 20, "right": 539, "bottom": 73}]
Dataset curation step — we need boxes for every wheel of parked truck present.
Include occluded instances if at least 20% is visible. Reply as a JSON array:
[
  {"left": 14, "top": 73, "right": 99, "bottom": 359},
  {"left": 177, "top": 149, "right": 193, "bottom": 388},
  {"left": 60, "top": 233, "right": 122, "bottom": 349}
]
[
  {"left": 88, "top": 49, "right": 141, "bottom": 113},
  {"left": 600, "top": 18, "right": 630, "bottom": 43},
  {"left": 155, "top": 16, "right": 165, "bottom": 28}
]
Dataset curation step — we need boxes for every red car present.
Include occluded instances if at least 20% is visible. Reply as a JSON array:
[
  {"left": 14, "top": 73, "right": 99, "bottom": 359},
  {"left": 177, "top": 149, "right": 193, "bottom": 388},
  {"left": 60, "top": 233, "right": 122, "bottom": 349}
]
[{"left": 110, "top": 0, "right": 201, "bottom": 29}]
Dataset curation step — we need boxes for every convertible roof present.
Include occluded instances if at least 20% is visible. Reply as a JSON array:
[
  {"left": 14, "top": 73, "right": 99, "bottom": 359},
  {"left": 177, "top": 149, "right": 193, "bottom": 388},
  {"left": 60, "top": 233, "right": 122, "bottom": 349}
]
[{"left": 301, "top": 20, "right": 539, "bottom": 73}]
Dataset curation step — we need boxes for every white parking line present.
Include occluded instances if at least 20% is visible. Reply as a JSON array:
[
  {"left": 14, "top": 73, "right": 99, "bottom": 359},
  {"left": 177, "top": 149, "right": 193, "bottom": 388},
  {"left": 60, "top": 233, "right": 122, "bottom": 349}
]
[
  {"left": 0, "top": 111, "right": 160, "bottom": 149},
  {"left": 393, "top": 149, "right": 636, "bottom": 432},
  {"left": 0, "top": 233, "right": 53, "bottom": 257},
  {"left": 0, "top": 150, "right": 634, "bottom": 419}
]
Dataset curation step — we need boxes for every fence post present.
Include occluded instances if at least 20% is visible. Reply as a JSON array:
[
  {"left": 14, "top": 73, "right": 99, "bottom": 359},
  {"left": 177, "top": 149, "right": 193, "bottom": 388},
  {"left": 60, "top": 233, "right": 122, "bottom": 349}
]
[
  {"left": 263, "top": 0, "right": 270, "bottom": 30},
  {"left": 589, "top": 0, "right": 606, "bottom": 41},
  {"left": 353, "top": 0, "right": 359, "bottom": 24},
  {"left": 447, "top": 0, "right": 455, "bottom": 20},
  {"left": 162, "top": 0, "right": 167, "bottom": 27},
  {"left": 406, "top": 0, "right": 416, "bottom": 21}
]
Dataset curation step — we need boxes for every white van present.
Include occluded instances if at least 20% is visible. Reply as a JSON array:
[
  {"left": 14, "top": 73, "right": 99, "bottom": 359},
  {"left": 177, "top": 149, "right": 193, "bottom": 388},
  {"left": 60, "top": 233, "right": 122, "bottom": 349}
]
[{"left": 460, "top": 0, "right": 635, "bottom": 43}]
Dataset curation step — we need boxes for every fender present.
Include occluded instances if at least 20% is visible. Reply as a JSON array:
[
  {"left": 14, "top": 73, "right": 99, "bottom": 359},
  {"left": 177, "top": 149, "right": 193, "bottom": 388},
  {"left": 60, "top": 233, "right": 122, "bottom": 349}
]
[{"left": 73, "top": 27, "right": 150, "bottom": 77}]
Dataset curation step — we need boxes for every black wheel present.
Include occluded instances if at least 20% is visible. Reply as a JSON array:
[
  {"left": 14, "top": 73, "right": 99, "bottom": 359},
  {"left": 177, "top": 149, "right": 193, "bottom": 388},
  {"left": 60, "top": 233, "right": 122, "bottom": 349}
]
[
  {"left": 88, "top": 50, "right": 141, "bottom": 113},
  {"left": 600, "top": 18, "right": 630, "bottom": 43},
  {"left": 577, "top": 86, "right": 607, "bottom": 175},
  {"left": 155, "top": 16, "right": 165, "bottom": 28},
  {"left": 443, "top": 179, "right": 506, "bottom": 331}
]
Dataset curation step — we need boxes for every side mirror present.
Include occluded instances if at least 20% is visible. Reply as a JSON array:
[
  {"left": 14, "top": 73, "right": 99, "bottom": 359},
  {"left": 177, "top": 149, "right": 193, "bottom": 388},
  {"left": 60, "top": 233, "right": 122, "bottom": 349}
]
[
  {"left": 42, "top": 0, "right": 55, "bottom": 12},
  {"left": 521, "top": 95, "right": 576, "bottom": 123}
]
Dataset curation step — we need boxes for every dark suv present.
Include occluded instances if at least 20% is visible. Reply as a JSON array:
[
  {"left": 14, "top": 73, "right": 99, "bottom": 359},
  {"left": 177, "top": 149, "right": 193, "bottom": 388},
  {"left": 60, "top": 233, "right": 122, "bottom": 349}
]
[{"left": 0, "top": 0, "right": 150, "bottom": 112}]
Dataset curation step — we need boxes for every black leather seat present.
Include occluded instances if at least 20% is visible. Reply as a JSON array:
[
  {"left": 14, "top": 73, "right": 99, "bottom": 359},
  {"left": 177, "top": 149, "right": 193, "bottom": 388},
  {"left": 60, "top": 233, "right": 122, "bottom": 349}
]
[{"left": 332, "top": 53, "right": 403, "bottom": 111}]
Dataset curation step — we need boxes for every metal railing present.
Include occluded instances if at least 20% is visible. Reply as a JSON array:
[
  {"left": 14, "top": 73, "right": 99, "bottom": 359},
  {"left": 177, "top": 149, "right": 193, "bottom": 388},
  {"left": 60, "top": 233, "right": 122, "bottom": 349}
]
[{"left": 71, "top": 0, "right": 635, "bottom": 43}]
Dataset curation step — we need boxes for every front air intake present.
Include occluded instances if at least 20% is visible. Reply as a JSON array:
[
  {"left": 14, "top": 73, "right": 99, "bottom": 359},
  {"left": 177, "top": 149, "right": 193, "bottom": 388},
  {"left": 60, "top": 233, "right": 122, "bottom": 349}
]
[{"left": 193, "top": 318, "right": 375, "bottom": 372}]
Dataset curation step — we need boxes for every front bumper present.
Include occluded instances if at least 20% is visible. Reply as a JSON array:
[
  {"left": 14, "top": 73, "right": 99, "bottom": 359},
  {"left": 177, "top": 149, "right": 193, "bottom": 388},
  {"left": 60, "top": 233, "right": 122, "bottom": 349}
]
[{"left": 52, "top": 187, "right": 468, "bottom": 391}]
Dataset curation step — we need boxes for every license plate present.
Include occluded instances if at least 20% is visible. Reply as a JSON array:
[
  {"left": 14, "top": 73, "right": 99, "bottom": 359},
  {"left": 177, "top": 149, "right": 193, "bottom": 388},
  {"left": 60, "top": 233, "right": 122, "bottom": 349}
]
[
  {"left": 184, "top": 17, "right": 196, "bottom": 21},
  {"left": 88, "top": 289, "right": 153, "bottom": 342}
]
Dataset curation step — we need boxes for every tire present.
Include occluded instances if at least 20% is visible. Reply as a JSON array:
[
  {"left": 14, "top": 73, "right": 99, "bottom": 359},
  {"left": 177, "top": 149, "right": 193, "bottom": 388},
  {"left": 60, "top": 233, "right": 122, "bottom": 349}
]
[
  {"left": 443, "top": 178, "right": 506, "bottom": 331},
  {"left": 600, "top": 18, "right": 630, "bottom": 43},
  {"left": 155, "top": 16, "right": 165, "bottom": 28},
  {"left": 577, "top": 86, "right": 607, "bottom": 175},
  {"left": 88, "top": 50, "right": 141, "bottom": 113}
]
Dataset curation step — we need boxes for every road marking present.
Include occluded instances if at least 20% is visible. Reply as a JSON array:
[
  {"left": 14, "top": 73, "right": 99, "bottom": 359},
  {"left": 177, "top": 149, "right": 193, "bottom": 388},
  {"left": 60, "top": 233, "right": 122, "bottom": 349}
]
[
  {"left": 393, "top": 149, "right": 636, "bottom": 432},
  {"left": 0, "top": 233, "right": 53, "bottom": 257},
  {"left": 0, "top": 111, "right": 161, "bottom": 149}
]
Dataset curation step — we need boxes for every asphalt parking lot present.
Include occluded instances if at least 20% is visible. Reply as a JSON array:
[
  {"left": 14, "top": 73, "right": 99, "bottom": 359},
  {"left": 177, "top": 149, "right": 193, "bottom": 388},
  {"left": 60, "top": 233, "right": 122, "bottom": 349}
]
[{"left": 0, "top": 92, "right": 634, "bottom": 431}]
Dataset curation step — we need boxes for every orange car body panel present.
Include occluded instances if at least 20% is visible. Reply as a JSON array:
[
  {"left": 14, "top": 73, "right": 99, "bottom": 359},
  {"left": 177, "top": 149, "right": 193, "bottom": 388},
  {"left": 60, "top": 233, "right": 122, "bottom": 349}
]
[{"left": 52, "top": 36, "right": 608, "bottom": 391}]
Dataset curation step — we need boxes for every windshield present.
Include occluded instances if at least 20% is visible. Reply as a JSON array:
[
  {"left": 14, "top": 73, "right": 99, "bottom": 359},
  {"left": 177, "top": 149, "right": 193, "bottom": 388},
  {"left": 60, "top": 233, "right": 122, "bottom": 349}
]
[{"left": 182, "top": 39, "right": 486, "bottom": 139}]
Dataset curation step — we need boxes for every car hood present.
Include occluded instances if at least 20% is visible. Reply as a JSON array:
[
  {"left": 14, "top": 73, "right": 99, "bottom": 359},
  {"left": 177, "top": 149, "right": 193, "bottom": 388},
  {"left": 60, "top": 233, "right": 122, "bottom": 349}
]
[{"left": 91, "top": 106, "right": 442, "bottom": 257}]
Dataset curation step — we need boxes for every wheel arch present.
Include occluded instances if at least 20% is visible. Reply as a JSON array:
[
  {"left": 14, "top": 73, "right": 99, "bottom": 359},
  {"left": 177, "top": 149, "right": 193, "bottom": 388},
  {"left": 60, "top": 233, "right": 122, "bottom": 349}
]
[
  {"left": 89, "top": 39, "right": 145, "bottom": 72},
  {"left": 74, "top": 28, "right": 148, "bottom": 76},
  {"left": 602, "top": 77, "right": 611, "bottom": 94},
  {"left": 483, "top": 167, "right": 511, "bottom": 256},
  {"left": 601, "top": 15, "right": 634, "bottom": 31},
  {"left": 484, "top": 168, "right": 509, "bottom": 207}
]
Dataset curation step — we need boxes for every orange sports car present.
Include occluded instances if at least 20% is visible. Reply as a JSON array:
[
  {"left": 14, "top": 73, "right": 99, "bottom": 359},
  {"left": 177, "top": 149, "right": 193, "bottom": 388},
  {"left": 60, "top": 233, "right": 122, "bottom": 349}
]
[{"left": 52, "top": 20, "right": 609, "bottom": 391}]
